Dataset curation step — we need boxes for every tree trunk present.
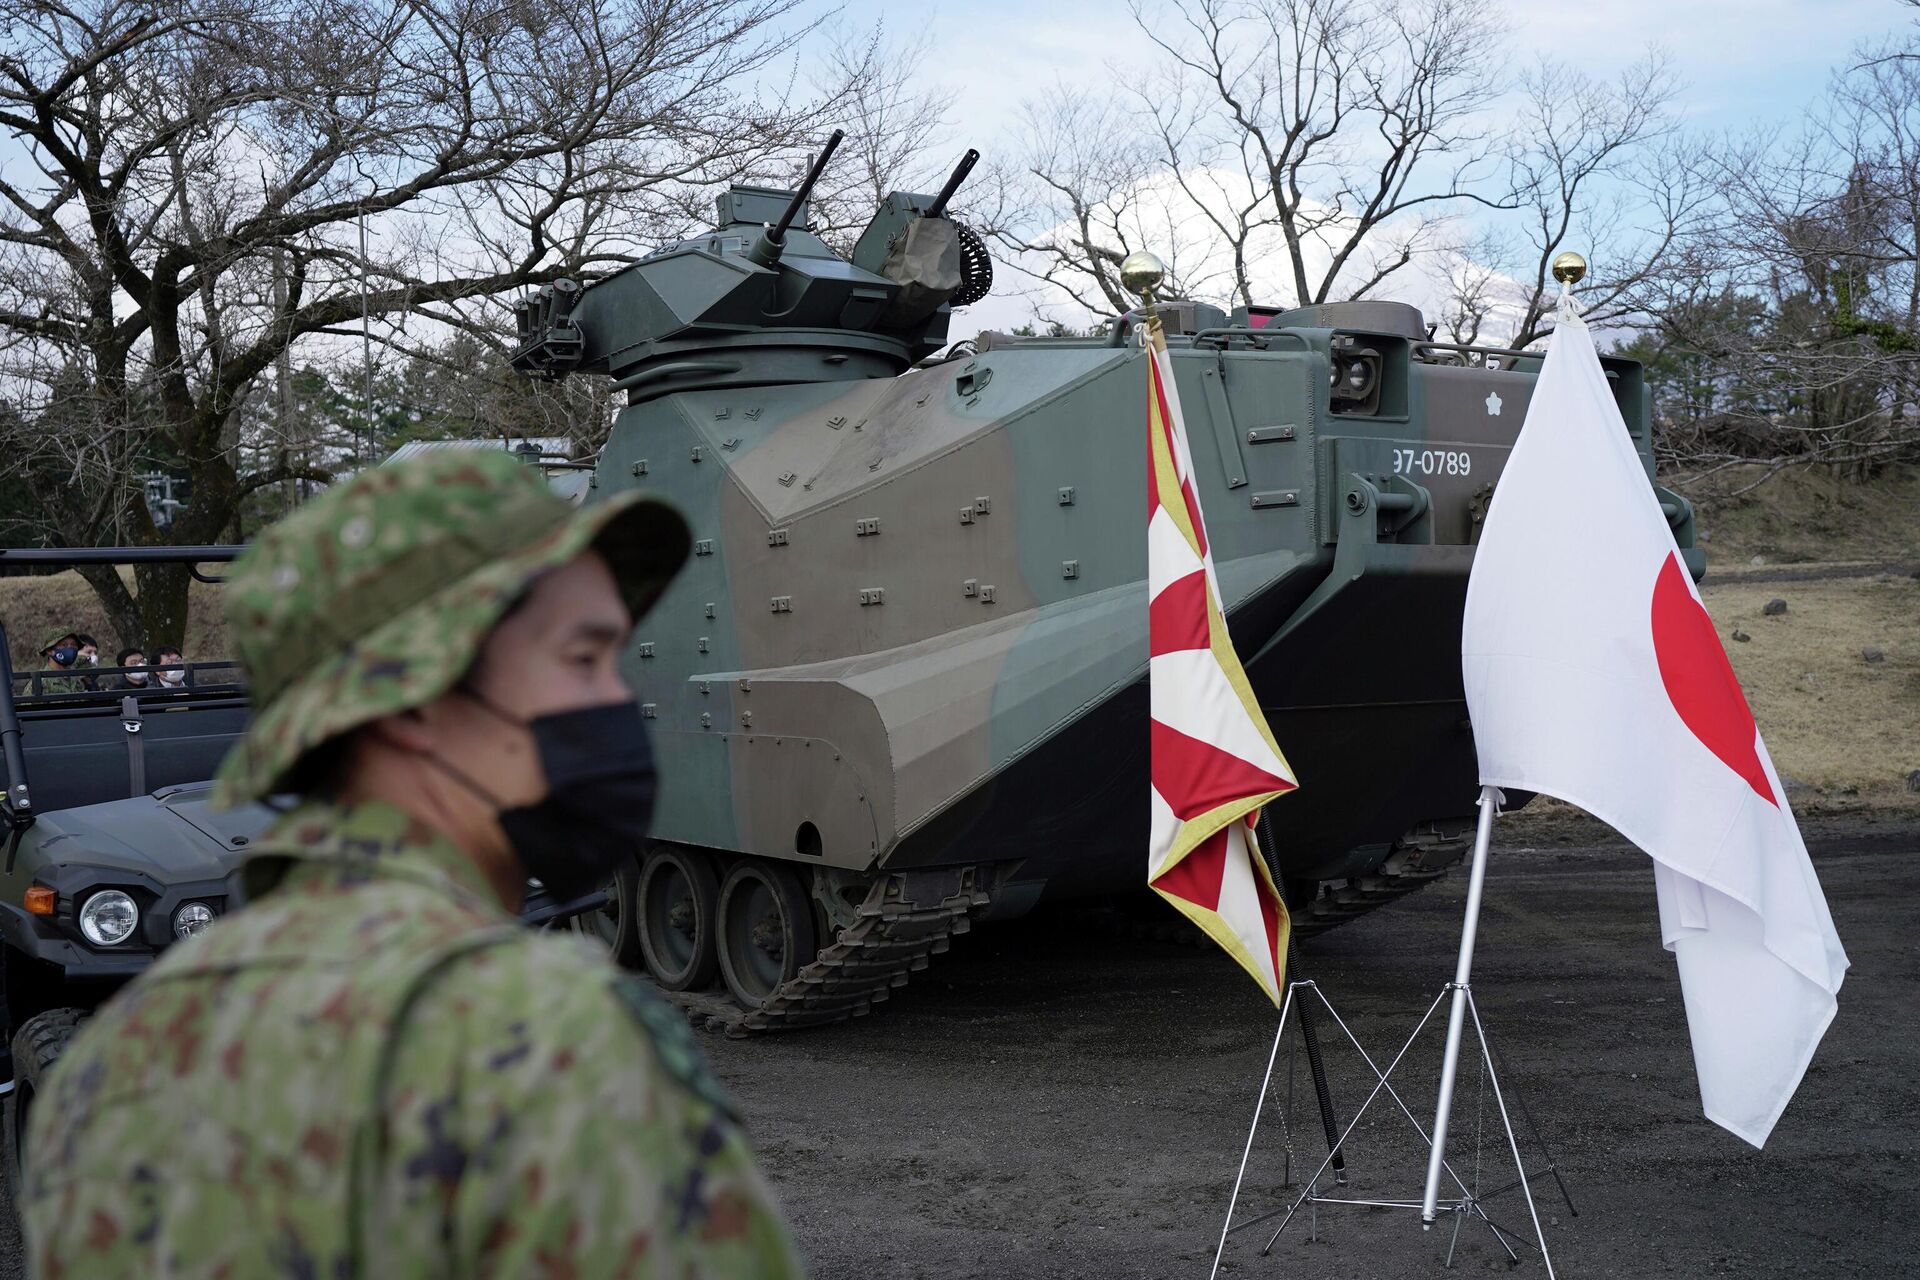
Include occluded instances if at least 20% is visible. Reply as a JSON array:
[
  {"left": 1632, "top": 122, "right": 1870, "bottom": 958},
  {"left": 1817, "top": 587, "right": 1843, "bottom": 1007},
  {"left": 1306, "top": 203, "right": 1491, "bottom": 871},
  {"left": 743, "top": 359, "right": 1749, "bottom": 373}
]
[
  {"left": 131, "top": 563, "right": 194, "bottom": 649},
  {"left": 73, "top": 565, "right": 147, "bottom": 647}
]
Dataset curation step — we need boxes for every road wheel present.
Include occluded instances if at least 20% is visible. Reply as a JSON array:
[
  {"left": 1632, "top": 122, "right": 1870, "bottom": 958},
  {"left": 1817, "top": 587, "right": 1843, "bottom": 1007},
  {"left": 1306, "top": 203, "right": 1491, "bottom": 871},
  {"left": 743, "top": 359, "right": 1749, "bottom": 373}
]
[
  {"left": 555, "top": 856, "right": 643, "bottom": 968},
  {"left": 3, "top": 1008, "right": 85, "bottom": 1221},
  {"left": 636, "top": 847, "right": 720, "bottom": 991},
  {"left": 716, "top": 860, "right": 818, "bottom": 1010}
]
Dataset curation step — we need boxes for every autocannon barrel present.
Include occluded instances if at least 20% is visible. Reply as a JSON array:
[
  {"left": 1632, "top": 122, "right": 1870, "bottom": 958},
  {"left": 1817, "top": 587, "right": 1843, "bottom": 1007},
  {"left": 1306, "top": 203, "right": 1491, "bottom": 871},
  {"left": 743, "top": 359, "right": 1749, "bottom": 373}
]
[{"left": 749, "top": 129, "right": 846, "bottom": 267}]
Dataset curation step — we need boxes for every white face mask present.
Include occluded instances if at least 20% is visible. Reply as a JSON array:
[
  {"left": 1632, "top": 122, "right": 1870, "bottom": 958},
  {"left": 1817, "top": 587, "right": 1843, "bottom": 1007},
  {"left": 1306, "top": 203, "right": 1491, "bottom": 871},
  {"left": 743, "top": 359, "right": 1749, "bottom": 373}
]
[
  {"left": 126, "top": 669, "right": 148, "bottom": 685},
  {"left": 82, "top": 652, "right": 97, "bottom": 665},
  {"left": 157, "top": 665, "right": 185, "bottom": 686}
]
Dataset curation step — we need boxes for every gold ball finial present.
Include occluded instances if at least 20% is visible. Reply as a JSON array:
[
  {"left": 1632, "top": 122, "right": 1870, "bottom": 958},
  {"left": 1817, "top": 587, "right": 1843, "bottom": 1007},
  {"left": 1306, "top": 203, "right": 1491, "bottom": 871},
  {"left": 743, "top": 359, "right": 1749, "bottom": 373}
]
[
  {"left": 1120, "top": 251, "right": 1167, "bottom": 301},
  {"left": 1551, "top": 251, "right": 1587, "bottom": 286}
]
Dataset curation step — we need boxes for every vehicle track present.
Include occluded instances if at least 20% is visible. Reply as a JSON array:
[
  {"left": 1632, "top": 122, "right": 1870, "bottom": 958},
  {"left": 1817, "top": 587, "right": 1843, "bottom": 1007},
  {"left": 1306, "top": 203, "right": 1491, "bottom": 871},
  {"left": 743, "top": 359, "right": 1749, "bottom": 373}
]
[{"left": 646, "top": 867, "right": 990, "bottom": 1036}]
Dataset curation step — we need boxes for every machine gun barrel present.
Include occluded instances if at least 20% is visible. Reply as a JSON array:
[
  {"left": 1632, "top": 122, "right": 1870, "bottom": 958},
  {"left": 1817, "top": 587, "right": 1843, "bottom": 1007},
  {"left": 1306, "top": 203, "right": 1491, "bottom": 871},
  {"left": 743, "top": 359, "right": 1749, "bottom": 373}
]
[
  {"left": 925, "top": 148, "right": 980, "bottom": 219},
  {"left": 749, "top": 129, "right": 845, "bottom": 267}
]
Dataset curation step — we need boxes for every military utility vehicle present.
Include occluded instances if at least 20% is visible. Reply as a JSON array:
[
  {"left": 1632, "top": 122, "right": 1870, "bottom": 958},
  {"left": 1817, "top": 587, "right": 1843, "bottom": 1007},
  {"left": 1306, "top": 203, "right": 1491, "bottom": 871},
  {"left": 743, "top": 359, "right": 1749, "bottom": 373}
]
[
  {"left": 508, "top": 138, "right": 1702, "bottom": 1031},
  {"left": 0, "top": 546, "right": 264, "bottom": 1193},
  {"left": 0, "top": 544, "right": 618, "bottom": 1197}
]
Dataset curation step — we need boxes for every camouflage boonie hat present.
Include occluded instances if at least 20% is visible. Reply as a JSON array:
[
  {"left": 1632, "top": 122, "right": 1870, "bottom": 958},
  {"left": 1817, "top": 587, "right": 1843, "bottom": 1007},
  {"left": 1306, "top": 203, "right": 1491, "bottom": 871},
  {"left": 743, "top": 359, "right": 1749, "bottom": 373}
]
[
  {"left": 213, "top": 451, "right": 689, "bottom": 808},
  {"left": 40, "top": 629, "right": 80, "bottom": 655}
]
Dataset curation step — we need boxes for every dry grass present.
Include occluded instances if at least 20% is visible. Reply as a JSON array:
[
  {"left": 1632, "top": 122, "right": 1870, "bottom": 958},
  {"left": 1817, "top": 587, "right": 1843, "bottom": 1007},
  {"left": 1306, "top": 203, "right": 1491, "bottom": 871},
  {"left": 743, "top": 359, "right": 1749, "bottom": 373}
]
[
  {"left": 1684, "top": 463, "right": 1920, "bottom": 567},
  {"left": 1667, "top": 464, "right": 1920, "bottom": 808},
  {"left": 1701, "top": 573, "right": 1920, "bottom": 807},
  {"left": 0, "top": 570, "right": 228, "bottom": 672}
]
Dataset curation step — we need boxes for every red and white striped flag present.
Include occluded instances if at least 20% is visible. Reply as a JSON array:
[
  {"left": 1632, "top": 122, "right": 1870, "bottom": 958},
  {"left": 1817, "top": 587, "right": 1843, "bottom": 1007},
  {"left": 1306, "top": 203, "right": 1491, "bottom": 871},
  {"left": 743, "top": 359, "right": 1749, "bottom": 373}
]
[{"left": 1145, "top": 320, "right": 1299, "bottom": 1005}]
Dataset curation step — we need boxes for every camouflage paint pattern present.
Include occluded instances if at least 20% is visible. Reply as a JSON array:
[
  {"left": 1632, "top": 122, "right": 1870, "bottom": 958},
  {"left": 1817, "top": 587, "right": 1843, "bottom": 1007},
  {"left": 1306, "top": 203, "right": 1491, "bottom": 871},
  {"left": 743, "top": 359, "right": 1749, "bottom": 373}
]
[
  {"left": 516, "top": 184, "right": 1695, "bottom": 909},
  {"left": 211, "top": 449, "right": 687, "bottom": 809},
  {"left": 21, "top": 798, "right": 803, "bottom": 1278},
  {"left": 604, "top": 331, "right": 1686, "bottom": 888}
]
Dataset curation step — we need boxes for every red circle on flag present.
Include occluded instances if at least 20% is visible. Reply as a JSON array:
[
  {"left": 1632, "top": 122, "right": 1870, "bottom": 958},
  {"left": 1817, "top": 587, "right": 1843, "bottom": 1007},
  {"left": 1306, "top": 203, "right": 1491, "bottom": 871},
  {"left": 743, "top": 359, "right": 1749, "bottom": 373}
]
[{"left": 1650, "top": 552, "right": 1777, "bottom": 807}]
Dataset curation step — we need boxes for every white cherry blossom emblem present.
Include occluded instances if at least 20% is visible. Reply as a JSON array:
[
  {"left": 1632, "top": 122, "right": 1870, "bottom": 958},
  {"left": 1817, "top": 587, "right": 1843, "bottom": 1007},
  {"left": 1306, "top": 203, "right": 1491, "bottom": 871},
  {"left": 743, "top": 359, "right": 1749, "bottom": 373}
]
[{"left": 1484, "top": 391, "right": 1503, "bottom": 416}]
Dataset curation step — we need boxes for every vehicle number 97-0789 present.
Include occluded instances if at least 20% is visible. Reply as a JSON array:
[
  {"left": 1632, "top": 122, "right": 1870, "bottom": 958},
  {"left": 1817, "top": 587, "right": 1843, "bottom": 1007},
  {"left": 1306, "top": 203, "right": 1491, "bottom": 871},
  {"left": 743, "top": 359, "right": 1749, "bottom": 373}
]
[{"left": 1391, "top": 448, "right": 1473, "bottom": 477}]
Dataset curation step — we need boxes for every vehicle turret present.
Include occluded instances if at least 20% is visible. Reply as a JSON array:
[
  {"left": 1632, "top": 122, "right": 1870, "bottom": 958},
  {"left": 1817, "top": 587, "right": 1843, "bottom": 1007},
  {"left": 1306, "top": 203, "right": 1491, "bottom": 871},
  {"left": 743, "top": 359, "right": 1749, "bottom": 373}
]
[
  {"left": 510, "top": 144, "right": 992, "bottom": 401},
  {"left": 503, "top": 141, "right": 1697, "bottom": 1036}
]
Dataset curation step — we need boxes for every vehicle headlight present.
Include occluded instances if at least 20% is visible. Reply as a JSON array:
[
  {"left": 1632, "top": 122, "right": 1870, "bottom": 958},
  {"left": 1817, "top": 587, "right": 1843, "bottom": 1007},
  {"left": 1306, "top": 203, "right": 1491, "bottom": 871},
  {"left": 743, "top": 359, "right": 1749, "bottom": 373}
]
[
  {"left": 172, "top": 901, "right": 215, "bottom": 940},
  {"left": 79, "top": 890, "right": 139, "bottom": 946}
]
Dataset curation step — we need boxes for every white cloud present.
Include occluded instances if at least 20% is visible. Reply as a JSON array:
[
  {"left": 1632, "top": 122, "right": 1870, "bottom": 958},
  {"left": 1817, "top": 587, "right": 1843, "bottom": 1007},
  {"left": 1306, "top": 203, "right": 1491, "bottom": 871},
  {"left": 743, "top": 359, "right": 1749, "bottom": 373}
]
[
  {"left": 919, "top": 0, "right": 1906, "bottom": 338},
  {"left": 953, "top": 162, "right": 1533, "bottom": 342}
]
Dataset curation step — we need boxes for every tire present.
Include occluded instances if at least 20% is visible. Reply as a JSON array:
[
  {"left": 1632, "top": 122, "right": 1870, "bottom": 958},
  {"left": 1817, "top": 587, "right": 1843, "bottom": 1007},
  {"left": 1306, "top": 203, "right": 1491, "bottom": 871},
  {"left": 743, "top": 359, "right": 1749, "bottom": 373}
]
[
  {"left": 636, "top": 847, "right": 720, "bottom": 991},
  {"left": 716, "top": 860, "right": 818, "bottom": 1010},
  {"left": 554, "top": 855, "right": 643, "bottom": 968},
  {"left": 3, "top": 1008, "right": 86, "bottom": 1220}
]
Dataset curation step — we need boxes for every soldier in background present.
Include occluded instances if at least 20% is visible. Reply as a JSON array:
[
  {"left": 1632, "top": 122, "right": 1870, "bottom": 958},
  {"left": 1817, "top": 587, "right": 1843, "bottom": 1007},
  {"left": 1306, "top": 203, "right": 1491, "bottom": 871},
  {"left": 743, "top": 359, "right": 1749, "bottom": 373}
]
[
  {"left": 32, "top": 631, "right": 85, "bottom": 695},
  {"left": 20, "top": 451, "right": 805, "bottom": 1278}
]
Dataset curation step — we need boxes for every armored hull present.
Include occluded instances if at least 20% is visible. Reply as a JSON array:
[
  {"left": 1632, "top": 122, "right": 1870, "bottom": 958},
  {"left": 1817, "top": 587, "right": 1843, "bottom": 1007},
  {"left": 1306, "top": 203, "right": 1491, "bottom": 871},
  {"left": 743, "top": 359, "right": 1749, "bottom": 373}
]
[{"left": 514, "top": 171, "right": 1699, "bottom": 1027}]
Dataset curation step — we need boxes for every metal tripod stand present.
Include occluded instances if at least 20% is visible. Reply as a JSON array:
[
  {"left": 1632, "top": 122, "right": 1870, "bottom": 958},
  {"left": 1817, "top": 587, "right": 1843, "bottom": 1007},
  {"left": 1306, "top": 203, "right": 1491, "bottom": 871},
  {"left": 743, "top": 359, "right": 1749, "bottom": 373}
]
[{"left": 1208, "top": 797, "right": 1575, "bottom": 1276}]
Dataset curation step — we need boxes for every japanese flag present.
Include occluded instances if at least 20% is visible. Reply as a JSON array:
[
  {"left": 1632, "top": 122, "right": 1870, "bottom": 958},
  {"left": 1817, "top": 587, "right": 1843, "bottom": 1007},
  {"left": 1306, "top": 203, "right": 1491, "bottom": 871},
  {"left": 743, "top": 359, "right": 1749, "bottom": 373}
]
[{"left": 1462, "top": 309, "right": 1849, "bottom": 1147}]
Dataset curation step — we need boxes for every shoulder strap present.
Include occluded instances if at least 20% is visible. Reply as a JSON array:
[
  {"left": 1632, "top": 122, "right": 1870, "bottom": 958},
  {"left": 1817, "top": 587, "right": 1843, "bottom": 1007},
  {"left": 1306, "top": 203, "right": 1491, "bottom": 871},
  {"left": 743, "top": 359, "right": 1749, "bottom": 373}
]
[
  {"left": 609, "top": 975, "right": 740, "bottom": 1124},
  {"left": 346, "top": 922, "right": 527, "bottom": 1274}
]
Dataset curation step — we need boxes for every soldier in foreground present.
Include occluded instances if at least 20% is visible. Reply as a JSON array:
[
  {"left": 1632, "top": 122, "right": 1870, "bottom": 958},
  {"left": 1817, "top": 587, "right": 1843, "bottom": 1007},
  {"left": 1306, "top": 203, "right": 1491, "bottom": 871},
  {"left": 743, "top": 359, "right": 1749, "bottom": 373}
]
[{"left": 20, "top": 451, "right": 805, "bottom": 1278}]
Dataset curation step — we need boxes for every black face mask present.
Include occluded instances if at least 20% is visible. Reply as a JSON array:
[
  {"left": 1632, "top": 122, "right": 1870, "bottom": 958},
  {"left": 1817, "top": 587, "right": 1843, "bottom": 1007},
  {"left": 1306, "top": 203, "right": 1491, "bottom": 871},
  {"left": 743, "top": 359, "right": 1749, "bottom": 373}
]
[{"left": 452, "top": 693, "right": 658, "bottom": 902}]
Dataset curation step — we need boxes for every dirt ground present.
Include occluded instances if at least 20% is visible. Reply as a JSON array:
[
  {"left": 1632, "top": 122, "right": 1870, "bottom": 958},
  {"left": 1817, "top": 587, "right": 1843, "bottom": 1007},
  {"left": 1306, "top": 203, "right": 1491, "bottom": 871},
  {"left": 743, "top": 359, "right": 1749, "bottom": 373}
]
[
  {"left": 701, "top": 808, "right": 1917, "bottom": 1280},
  {"left": 1698, "top": 571, "right": 1919, "bottom": 797},
  {"left": 0, "top": 809, "right": 1912, "bottom": 1277}
]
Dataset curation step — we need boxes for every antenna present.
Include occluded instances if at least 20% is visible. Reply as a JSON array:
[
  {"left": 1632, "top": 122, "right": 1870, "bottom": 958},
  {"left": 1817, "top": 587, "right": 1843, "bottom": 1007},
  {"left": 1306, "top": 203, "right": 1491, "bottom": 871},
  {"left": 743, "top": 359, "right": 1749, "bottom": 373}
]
[{"left": 360, "top": 205, "right": 372, "bottom": 467}]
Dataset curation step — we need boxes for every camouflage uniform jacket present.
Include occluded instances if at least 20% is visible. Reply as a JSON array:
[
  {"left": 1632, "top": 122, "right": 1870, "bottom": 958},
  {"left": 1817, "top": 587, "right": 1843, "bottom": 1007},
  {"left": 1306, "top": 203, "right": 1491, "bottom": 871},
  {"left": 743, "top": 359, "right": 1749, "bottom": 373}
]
[
  {"left": 25, "top": 669, "right": 85, "bottom": 696},
  {"left": 21, "top": 799, "right": 805, "bottom": 1279}
]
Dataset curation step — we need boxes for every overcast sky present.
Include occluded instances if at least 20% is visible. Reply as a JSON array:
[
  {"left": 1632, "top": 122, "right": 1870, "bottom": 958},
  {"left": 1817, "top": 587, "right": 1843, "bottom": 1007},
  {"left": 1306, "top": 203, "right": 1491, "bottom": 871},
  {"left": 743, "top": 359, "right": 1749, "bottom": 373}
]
[
  {"left": 829, "top": 0, "right": 1907, "bottom": 142},
  {"left": 818, "top": 0, "right": 1914, "bottom": 333}
]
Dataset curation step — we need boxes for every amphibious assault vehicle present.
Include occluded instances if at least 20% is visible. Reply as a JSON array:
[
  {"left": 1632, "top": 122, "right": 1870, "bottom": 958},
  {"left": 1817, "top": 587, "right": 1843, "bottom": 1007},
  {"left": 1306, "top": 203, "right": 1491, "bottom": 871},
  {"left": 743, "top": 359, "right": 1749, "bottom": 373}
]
[{"left": 509, "top": 140, "right": 1703, "bottom": 1031}]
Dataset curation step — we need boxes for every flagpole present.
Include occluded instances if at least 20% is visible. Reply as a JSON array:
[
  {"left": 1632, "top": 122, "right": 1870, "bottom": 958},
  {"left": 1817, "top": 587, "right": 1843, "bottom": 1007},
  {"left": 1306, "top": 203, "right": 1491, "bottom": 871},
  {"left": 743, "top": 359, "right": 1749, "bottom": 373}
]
[
  {"left": 1423, "top": 253, "right": 1584, "bottom": 1228},
  {"left": 1419, "top": 784, "right": 1502, "bottom": 1225}
]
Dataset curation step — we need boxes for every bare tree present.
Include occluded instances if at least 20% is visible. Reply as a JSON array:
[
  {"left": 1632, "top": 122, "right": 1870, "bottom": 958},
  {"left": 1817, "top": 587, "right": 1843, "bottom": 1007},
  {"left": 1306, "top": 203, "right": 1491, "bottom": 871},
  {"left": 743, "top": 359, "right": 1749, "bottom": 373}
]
[
  {"left": 992, "top": 0, "right": 1510, "bottom": 320},
  {"left": 800, "top": 24, "right": 958, "bottom": 249},
  {"left": 1641, "top": 41, "right": 1920, "bottom": 486},
  {"left": 0, "top": 0, "right": 823, "bottom": 645},
  {"left": 1826, "top": 41, "right": 1920, "bottom": 476},
  {"left": 1135, "top": 0, "right": 1508, "bottom": 307},
  {"left": 1432, "top": 235, "right": 1503, "bottom": 346},
  {"left": 384, "top": 327, "right": 618, "bottom": 458},
  {"left": 1495, "top": 54, "right": 1702, "bottom": 348},
  {"left": 981, "top": 85, "right": 1222, "bottom": 318}
]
